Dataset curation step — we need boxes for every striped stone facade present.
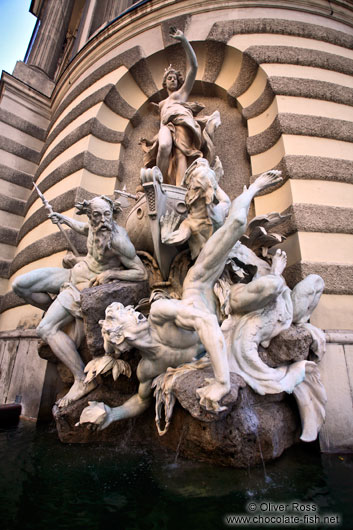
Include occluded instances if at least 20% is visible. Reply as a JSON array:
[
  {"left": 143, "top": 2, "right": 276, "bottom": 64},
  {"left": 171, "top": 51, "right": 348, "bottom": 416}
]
[{"left": 0, "top": 0, "right": 352, "bottom": 448}]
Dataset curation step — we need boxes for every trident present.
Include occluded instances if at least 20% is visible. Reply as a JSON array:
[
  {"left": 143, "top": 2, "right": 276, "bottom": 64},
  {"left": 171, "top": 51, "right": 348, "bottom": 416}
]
[{"left": 33, "top": 182, "right": 79, "bottom": 256}]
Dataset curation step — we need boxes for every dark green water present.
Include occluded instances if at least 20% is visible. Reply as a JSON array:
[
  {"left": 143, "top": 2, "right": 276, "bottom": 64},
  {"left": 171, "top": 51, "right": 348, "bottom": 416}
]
[{"left": 0, "top": 421, "right": 352, "bottom": 530}]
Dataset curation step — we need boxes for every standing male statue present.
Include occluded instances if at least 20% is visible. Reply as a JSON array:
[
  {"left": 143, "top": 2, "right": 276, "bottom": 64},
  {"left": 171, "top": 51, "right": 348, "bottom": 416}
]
[{"left": 13, "top": 195, "right": 147, "bottom": 407}]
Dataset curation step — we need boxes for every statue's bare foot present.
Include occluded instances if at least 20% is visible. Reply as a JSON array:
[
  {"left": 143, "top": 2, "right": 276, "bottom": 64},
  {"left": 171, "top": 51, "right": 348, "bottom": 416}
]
[
  {"left": 196, "top": 378, "right": 229, "bottom": 412},
  {"left": 56, "top": 379, "right": 97, "bottom": 408},
  {"left": 253, "top": 170, "right": 282, "bottom": 194},
  {"left": 271, "top": 249, "right": 287, "bottom": 276}
]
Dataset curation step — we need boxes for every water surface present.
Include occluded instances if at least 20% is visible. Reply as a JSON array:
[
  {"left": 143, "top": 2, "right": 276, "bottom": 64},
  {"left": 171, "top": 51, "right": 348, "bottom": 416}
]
[{"left": 0, "top": 421, "right": 351, "bottom": 529}]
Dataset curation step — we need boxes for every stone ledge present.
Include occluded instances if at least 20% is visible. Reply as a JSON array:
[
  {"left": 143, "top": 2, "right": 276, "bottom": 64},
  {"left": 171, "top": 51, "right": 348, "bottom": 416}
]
[
  {"left": 37, "top": 119, "right": 124, "bottom": 178},
  {"left": 13, "top": 61, "right": 54, "bottom": 98},
  {"left": 0, "top": 291, "right": 26, "bottom": 313},
  {"left": 247, "top": 115, "right": 353, "bottom": 156},
  {"left": 203, "top": 41, "right": 226, "bottom": 84},
  {"left": 0, "top": 164, "right": 33, "bottom": 189},
  {"left": 0, "top": 226, "right": 17, "bottom": 246},
  {"left": 0, "top": 329, "right": 38, "bottom": 339},
  {"left": 0, "top": 258, "right": 11, "bottom": 279},
  {"left": 270, "top": 77, "right": 353, "bottom": 107},
  {"left": 26, "top": 152, "right": 119, "bottom": 215},
  {"left": 0, "top": 108, "right": 46, "bottom": 141},
  {"left": 284, "top": 262, "right": 353, "bottom": 295},
  {"left": 283, "top": 156, "right": 353, "bottom": 184},
  {"left": 207, "top": 18, "right": 353, "bottom": 49},
  {"left": 281, "top": 204, "right": 353, "bottom": 237},
  {"left": 242, "top": 80, "right": 274, "bottom": 120},
  {"left": 51, "top": 46, "right": 144, "bottom": 126},
  {"left": 227, "top": 54, "right": 258, "bottom": 99},
  {"left": 0, "top": 193, "right": 26, "bottom": 216},
  {"left": 246, "top": 45, "right": 353, "bottom": 77},
  {"left": 9, "top": 231, "right": 87, "bottom": 277},
  {"left": 46, "top": 85, "right": 113, "bottom": 147},
  {"left": 250, "top": 156, "right": 353, "bottom": 186},
  {"left": 325, "top": 330, "right": 353, "bottom": 344},
  {"left": 0, "top": 135, "right": 41, "bottom": 165}
]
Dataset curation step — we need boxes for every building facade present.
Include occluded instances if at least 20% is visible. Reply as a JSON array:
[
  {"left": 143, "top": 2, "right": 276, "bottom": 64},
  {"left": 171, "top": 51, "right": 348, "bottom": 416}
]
[{"left": 0, "top": 0, "right": 352, "bottom": 450}]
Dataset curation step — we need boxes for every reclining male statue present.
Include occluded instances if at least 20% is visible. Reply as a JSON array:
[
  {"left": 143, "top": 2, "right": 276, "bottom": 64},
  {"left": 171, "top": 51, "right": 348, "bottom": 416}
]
[
  {"left": 79, "top": 162, "right": 282, "bottom": 429},
  {"left": 12, "top": 195, "right": 147, "bottom": 407},
  {"left": 220, "top": 248, "right": 326, "bottom": 441}
]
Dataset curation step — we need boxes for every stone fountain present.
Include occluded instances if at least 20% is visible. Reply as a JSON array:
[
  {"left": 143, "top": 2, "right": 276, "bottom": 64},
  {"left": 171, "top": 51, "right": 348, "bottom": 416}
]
[{"left": 12, "top": 28, "right": 326, "bottom": 468}]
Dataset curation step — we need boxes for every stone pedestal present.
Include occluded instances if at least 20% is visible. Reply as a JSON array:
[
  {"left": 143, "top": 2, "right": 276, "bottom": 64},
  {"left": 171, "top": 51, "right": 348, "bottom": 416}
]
[{"left": 53, "top": 365, "right": 301, "bottom": 468}]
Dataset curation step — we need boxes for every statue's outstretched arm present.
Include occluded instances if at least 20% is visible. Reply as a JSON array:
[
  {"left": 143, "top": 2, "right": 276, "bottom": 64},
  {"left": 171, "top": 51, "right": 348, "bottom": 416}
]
[
  {"left": 81, "top": 380, "right": 153, "bottom": 431},
  {"left": 170, "top": 28, "right": 197, "bottom": 99},
  {"left": 49, "top": 212, "right": 89, "bottom": 236},
  {"left": 192, "top": 171, "right": 282, "bottom": 277},
  {"left": 103, "top": 381, "right": 152, "bottom": 428}
]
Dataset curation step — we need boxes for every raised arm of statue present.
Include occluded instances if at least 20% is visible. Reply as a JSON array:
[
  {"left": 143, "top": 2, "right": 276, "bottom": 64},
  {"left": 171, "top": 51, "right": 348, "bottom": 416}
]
[
  {"left": 49, "top": 212, "right": 89, "bottom": 236},
  {"left": 169, "top": 27, "right": 198, "bottom": 100}
]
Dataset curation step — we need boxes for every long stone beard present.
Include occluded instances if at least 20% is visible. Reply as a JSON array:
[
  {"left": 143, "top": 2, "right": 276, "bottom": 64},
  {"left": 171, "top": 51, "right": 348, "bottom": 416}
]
[{"left": 93, "top": 228, "right": 113, "bottom": 261}]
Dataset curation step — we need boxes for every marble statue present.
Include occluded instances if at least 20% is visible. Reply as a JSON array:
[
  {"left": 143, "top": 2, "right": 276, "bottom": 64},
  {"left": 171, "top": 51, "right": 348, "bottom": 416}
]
[
  {"left": 140, "top": 27, "right": 220, "bottom": 186},
  {"left": 160, "top": 157, "right": 231, "bottom": 259},
  {"left": 12, "top": 195, "right": 147, "bottom": 407},
  {"left": 220, "top": 249, "right": 326, "bottom": 441},
  {"left": 11, "top": 24, "right": 328, "bottom": 466},
  {"left": 78, "top": 169, "right": 283, "bottom": 429}
]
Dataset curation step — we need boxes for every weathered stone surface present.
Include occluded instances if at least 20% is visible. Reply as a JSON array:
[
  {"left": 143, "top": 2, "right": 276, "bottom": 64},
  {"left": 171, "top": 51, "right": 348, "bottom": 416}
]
[
  {"left": 259, "top": 325, "right": 312, "bottom": 367},
  {"left": 53, "top": 362, "right": 154, "bottom": 445},
  {"left": 80, "top": 280, "right": 150, "bottom": 356},
  {"left": 285, "top": 262, "right": 353, "bottom": 296},
  {"left": 319, "top": 343, "right": 353, "bottom": 453},
  {"left": 54, "top": 363, "right": 301, "bottom": 468},
  {"left": 207, "top": 18, "right": 353, "bottom": 49},
  {"left": 173, "top": 368, "right": 246, "bottom": 422},
  {"left": 160, "top": 386, "right": 301, "bottom": 468}
]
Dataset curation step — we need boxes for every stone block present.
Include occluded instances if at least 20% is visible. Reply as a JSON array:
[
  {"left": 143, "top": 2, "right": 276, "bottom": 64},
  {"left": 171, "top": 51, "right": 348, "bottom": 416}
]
[
  {"left": 53, "top": 365, "right": 301, "bottom": 468},
  {"left": 260, "top": 324, "right": 312, "bottom": 367},
  {"left": 319, "top": 343, "right": 353, "bottom": 453},
  {"left": 6, "top": 338, "right": 47, "bottom": 419}
]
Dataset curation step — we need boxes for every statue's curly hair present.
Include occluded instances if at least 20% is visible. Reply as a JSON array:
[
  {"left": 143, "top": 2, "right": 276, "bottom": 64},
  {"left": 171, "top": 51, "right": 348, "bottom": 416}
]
[
  {"left": 162, "top": 65, "right": 184, "bottom": 90},
  {"left": 75, "top": 195, "right": 122, "bottom": 218}
]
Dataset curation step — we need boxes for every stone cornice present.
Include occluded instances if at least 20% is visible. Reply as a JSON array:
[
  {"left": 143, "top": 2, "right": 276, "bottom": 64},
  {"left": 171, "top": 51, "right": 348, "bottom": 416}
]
[{"left": 0, "top": 71, "right": 51, "bottom": 115}]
